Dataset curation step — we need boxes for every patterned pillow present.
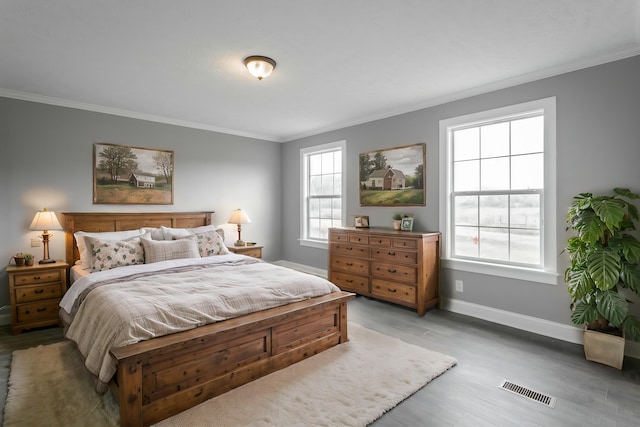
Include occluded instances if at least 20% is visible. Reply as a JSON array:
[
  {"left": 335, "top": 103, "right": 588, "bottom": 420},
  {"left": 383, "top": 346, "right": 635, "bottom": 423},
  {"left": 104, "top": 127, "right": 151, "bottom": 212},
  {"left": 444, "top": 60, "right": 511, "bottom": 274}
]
[
  {"left": 177, "top": 229, "right": 229, "bottom": 257},
  {"left": 141, "top": 236, "right": 201, "bottom": 263},
  {"left": 85, "top": 235, "right": 145, "bottom": 272}
]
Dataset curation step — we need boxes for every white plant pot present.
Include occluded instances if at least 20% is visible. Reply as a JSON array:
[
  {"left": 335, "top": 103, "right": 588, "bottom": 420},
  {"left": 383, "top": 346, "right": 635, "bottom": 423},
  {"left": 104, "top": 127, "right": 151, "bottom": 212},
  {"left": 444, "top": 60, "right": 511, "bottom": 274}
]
[
  {"left": 393, "top": 220, "right": 402, "bottom": 230},
  {"left": 583, "top": 326, "right": 625, "bottom": 369}
]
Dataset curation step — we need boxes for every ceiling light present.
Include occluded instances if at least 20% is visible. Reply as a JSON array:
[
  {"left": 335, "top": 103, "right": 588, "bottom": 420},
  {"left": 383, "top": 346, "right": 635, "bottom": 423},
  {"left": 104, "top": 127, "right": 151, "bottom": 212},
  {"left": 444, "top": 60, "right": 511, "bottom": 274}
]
[{"left": 243, "top": 56, "right": 276, "bottom": 80}]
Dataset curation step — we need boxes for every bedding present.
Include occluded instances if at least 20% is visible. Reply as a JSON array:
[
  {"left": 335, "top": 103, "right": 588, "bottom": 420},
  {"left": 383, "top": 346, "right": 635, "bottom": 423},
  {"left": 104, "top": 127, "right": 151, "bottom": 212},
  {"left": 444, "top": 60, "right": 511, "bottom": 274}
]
[
  {"left": 141, "top": 235, "right": 200, "bottom": 263},
  {"left": 74, "top": 228, "right": 147, "bottom": 269},
  {"left": 59, "top": 254, "right": 341, "bottom": 393}
]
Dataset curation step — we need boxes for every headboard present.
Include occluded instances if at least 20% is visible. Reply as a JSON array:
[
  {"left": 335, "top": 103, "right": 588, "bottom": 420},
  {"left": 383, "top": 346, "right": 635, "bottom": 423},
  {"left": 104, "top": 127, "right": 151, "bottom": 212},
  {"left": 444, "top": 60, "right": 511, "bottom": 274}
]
[{"left": 62, "top": 212, "right": 213, "bottom": 266}]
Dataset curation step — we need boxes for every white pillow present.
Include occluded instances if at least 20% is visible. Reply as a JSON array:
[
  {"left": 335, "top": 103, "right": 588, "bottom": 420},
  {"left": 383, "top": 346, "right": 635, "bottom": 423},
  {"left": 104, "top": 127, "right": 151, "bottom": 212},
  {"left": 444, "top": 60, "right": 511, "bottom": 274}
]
[
  {"left": 141, "top": 236, "right": 200, "bottom": 263},
  {"left": 84, "top": 235, "right": 145, "bottom": 272},
  {"left": 160, "top": 224, "right": 218, "bottom": 240},
  {"left": 140, "top": 227, "right": 165, "bottom": 240},
  {"left": 75, "top": 229, "right": 146, "bottom": 269}
]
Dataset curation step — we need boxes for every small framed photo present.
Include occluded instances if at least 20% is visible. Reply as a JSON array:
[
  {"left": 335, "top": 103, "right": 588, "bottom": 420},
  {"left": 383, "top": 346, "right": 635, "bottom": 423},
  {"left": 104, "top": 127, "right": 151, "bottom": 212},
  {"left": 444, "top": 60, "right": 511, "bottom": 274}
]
[
  {"left": 401, "top": 217, "right": 414, "bottom": 231},
  {"left": 354, "top": 215, "right": 370, "bottom": 228}
]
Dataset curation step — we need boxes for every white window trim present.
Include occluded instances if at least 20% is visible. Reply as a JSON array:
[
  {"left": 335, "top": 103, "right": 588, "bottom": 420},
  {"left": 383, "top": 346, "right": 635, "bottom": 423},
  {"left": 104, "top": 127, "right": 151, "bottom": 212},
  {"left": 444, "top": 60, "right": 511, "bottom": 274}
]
[
  {"left": 439, "top": 97, "right": 559, "bottom": 285},
  {"left": 299, "top": 140, "right": 347, "bottom": 250}
]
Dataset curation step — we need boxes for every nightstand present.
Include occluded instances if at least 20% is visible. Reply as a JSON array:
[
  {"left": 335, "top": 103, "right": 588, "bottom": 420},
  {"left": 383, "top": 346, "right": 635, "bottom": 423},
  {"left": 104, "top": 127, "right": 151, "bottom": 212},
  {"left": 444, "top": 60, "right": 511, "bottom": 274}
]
[
  {"left": 227, "top": 245, "right": 263, "bottom": 259},
  {"left": 7, "top": 260, "right": 69, "bottom": 334}
]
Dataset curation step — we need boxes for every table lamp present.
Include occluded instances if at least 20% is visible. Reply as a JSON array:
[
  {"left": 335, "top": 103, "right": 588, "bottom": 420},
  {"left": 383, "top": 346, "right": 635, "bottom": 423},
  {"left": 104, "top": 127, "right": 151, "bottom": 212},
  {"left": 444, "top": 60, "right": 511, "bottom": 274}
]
[
  {"left": 29, "top": 208, "right": 63, "bottom": 264},
  {"left": 228, "top": 209, "right": 251, "bottom": 246}
]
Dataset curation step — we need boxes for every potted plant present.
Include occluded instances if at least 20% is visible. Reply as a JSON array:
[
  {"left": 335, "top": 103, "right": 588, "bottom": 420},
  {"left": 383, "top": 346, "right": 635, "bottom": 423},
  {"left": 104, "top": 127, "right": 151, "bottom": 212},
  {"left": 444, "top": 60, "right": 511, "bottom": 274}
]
[
  {"left": 392, "top": 214, "right": 402, "bottom": 230},
  {"left": 23, "top": 253, "right": 34, "bottom": 266},
  {"left": 565, "top": 188, "right": 640, "bottom": 368}
]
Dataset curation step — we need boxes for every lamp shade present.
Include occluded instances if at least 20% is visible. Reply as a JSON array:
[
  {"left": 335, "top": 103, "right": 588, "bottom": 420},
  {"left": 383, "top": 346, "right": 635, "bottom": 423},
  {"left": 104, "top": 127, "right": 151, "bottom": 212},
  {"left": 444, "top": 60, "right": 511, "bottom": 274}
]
[
  {"left": 228, "top": 209, "right": 251, "bottom": 225},
  {"left": 243, "top": 56, "right": 276, "bottom": 80},
  {"left": 29, "top": 208, "right": 62, "bottom": 231}
]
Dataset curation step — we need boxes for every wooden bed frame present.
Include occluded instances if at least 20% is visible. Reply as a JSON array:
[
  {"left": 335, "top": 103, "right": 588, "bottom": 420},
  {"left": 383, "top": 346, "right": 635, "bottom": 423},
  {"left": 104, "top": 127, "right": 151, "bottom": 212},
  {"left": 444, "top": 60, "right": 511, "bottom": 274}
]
[{"left": 62, "top": 212, "right": 354, "bottom": 427}]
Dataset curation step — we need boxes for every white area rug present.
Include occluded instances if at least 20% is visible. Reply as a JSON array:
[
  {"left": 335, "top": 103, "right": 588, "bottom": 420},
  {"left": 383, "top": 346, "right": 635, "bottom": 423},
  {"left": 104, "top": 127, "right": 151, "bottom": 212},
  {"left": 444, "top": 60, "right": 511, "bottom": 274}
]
[{"left": 4, "top": 323, "right": 456, "bottom": 427}]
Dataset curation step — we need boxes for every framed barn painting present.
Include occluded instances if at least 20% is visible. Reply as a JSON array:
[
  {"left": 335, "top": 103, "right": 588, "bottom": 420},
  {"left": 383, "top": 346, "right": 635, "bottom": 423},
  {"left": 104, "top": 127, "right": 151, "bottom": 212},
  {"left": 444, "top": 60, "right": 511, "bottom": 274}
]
[
  {"left": 359, "top": 143, "right": 426, "bottom": 206},
  {"left": 93, "top": 142, "right": 174, "bottom": 204}
]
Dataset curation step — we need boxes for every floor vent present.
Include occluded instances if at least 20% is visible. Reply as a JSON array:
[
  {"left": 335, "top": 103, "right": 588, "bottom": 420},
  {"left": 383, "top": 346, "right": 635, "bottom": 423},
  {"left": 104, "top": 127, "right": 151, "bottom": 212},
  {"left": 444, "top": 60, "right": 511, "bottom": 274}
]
[{"left": 499, "top": 380, "right": 557, "bottom": 408}]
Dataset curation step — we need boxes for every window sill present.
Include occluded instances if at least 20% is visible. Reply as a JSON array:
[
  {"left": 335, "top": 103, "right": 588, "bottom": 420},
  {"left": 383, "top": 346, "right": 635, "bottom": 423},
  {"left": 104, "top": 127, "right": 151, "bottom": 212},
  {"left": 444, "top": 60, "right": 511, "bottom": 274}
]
[
  {"left": 299, "top": 239, "right": 328, "bottom": 250},
  {"left": 442, "top": 258, "right": 559, "bottom": 285}
]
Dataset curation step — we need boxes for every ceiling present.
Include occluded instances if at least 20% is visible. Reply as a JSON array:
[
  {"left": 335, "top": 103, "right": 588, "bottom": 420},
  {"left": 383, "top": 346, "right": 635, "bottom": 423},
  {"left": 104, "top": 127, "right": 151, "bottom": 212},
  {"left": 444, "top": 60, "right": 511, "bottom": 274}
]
[{"left": 1, "top": 1, "right": 639, "bottom": 143}]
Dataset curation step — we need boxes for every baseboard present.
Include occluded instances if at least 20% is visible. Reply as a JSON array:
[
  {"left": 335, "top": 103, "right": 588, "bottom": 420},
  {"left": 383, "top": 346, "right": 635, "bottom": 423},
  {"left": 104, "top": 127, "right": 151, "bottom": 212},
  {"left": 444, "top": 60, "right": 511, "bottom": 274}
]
[
  {"left": 272, "top": 260, "right": 328, "bottom": 278},
  {"left": 443, "top": 298, "right": 640, "bottom": 360},
  {"left": 0, "top": 313, "right": 11, "bottom": 327}
]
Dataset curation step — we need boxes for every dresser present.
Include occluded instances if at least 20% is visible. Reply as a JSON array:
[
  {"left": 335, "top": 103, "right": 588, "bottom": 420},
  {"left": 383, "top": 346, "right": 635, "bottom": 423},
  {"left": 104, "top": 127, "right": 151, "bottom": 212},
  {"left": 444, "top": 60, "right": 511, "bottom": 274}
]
[
  {"left": 328, "top": 227, "right": 440, "bottom": 316},
  {"left": 7, "top": 260, "right": 69, "bottom": 334}
]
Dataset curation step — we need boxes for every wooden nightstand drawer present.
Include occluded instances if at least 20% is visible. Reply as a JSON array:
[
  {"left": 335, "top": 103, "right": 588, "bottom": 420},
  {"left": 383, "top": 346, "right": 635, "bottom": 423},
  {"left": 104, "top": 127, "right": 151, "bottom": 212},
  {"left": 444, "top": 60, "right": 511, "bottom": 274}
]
[
  {"left": 16, "top": 299, "right": 61, "bottom": 323},
  {"left": 7, "top": 260, "right": 69, "bottom": 334},
  {"left": 13, "top": 270, "right": 62, "bottom": 286},
  {"left": 15, "top": 283, "right": 63, "bottom": 304},
  {"left": 349, "top": 234, "right": 369, "bottom": 245},
  {"left": 227, "top": 245, "right": 263, "bottom": 259}
]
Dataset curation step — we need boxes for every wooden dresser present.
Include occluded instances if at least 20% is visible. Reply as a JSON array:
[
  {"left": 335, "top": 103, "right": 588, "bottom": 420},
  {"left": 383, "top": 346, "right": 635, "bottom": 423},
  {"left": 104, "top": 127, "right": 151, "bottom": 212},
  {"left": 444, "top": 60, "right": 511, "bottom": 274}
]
[
  {"left": 7, "top": 260, "right": 69, "bottom": 334},
  {"left": 328, "top": 227, "right": 440, "bottom": 316}
]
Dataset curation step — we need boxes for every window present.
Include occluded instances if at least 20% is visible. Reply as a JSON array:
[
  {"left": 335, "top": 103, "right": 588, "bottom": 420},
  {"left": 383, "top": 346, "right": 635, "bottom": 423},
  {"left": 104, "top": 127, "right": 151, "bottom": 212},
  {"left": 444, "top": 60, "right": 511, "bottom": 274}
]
[
  {"left": 300, "top": 140, "right": 346, "bottom": 249},
  {"left": 439, "top": 98, "right": 557, "bottom": 284}
]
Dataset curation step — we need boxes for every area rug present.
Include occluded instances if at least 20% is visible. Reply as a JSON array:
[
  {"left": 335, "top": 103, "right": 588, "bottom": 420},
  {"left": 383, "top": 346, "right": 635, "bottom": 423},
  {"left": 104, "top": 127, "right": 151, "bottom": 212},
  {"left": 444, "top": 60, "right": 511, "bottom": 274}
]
[{"left": 4, "top": 323, "right": 456, "bottom": 427}]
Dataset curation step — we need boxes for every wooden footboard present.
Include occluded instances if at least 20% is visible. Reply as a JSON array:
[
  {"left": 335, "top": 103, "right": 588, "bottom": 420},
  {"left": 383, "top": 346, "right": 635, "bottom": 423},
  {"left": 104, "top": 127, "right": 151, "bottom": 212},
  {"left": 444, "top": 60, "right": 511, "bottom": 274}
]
[{"left": 109, "top": 291, "right": 354, "bottom": 427}]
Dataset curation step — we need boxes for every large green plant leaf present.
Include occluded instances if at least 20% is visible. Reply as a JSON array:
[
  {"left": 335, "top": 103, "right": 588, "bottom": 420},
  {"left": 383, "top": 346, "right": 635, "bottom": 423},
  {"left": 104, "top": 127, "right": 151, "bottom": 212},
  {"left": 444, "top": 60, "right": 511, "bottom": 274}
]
[
  {"left": 621, "top": 235, "right": 640, "bottom": 263},
  {"left": 570, "top": 301, "right": 599, "bottom": 325},
  {"left": 573, "top": 210, "right": 605, "bottom": 244},
  {"left": 623, "top": 315, "right": 640, "bottom": 342},
  {"left": 566, "top": 268, "right": 595, "bottom": 301},
  {"left": 591, "top": 198, "right": 626, "bottom": 235},
  {"left": 595, "top": 290, "right": 628, "bottom": 327},
  {"left": 587, "top": 249, "right": 621, "bottom": 290},
  {"left": 621, "top": 263, "right": 640, "bottom": 293}
]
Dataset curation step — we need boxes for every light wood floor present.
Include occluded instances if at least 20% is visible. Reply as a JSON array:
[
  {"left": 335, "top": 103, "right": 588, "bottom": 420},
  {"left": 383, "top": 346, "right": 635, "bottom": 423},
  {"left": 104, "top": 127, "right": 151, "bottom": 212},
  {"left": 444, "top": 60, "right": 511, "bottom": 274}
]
[{"left": 2, "top": 296, "right": 640, "bottom": 426}]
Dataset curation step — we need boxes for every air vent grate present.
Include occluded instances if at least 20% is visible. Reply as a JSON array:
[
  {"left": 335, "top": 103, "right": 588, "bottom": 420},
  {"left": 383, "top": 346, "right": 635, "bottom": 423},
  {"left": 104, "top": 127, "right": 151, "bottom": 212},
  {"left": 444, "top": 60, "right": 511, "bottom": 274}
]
[{"left": 499, "top": 380, "right": 557, "bottom": 408}]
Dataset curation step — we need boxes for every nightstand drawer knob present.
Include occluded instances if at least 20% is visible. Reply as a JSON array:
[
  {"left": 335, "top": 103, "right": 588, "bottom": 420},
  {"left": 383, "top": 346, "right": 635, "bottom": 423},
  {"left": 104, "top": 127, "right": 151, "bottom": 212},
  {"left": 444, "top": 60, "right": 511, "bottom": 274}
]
[
  {"left": 36, "top": 307, "right": 47, "bottom": 313},
  {"left": 34, "top": 289, "right": 44, "bottom": 294}
]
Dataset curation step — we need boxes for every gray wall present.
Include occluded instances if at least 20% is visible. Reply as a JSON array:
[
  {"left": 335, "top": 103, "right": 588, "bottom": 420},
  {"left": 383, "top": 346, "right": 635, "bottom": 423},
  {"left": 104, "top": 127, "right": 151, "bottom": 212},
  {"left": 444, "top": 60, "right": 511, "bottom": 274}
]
[
  {"left": 281, "top": 55, "right": 640, "bottom": 326},
  {"left": 0, "top": 98, "right": 283, "bottom": 308}
]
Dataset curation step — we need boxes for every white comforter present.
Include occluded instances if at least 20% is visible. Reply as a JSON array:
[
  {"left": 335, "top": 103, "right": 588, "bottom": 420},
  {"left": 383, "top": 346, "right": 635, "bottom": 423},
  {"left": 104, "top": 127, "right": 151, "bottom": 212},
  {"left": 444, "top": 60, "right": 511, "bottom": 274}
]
[{"left": 60, "top": 254, "right": 340, "bottom": 392}]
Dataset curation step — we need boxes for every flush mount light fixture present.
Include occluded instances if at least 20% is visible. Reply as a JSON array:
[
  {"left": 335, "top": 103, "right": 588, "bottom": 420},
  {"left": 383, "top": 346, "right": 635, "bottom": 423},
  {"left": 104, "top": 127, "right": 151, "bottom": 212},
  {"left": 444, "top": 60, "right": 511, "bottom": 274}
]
[{"left": 243, "top": 55, "right": 276, "bottom": 80}]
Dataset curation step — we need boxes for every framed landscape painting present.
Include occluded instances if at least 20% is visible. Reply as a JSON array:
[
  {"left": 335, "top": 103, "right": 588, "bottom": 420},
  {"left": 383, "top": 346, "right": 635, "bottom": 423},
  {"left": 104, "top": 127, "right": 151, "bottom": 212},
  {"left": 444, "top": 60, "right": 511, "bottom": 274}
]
[
  {"left": 93, "top": 142, "right": 174, "bottom": 204},
  {"left": 359, "top": 143, "right": 426, "bottom": 206}
]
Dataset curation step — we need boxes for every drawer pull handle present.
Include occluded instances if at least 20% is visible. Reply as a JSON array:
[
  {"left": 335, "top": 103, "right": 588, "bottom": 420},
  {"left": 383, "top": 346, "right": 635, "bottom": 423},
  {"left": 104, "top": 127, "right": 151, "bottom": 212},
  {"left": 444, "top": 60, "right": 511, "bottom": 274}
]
[
  {"left": 36, "top": 307, "right": 47, "bottom": 312},
  {"left": 345, "top": 279, "right": 353, "bottom": 283},
  {"left": 388, "top": 288, "right": 397, "bottom": 293},
  {"left": 34, "top": 289, "right": 44, "bottom": 294},
  {"left": 388, "top": 251, "right": 395, "bottom": 256},
  {"left": 33, "top": 276, "right": 41, "bottom": 280},
  {"left": 387, "top": 268, "right": 397, "bottom": 273},
  {"left": 346, "top": 247, "right": 352, "bottom": 251},
  {"left": 346, "top": 262, "right": 354, "bottom": 266}
]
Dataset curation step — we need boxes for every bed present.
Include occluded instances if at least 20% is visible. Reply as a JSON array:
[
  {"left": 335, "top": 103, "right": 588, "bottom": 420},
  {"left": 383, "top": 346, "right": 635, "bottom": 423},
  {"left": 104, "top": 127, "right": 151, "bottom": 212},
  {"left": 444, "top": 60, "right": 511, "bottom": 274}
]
[{"left": 61, "top": 212, "right": 354, "bottom": 427}]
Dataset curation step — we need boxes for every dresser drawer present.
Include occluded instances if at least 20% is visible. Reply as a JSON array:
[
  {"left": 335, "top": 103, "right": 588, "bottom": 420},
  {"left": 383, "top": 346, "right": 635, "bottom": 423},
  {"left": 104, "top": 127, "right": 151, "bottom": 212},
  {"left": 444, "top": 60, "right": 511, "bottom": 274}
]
[
  {"left": 348, "top": 234, "right": 369, "bottom": 245},
  {"left": 329, "top": 271, "right": 369, "bottom": 294},
  {"left": 329, "top": 231, "right": 350, "bottom": 243},
  {"left": 17, "top": 299, "right": 61, "bottom": 324},
  {"left": 15, "top": 283, "right": 63, "bottom": 304},
  {"left": 371, "top": 279, "right": 416, "bottom": 305},
  {"left": 330, "top": 243, "right": 369, "bottom": 258},
  {"left": 392, "top": 238, "right": 418, "bottom": 249},
  {"left": 371, "top": 262, "right": 417, "bottom": 284},
  {"left": 371, "top": 248, "right": 418, "bottom": 264},
  {"left": 330, "top": 256, "right": 370, "bottom": 275},
  {"left": 13, "top": 270, "right": 62, "bottom": 286},
  {"left": 369, "top": 236, "right": 392, "bottom": 247}
]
